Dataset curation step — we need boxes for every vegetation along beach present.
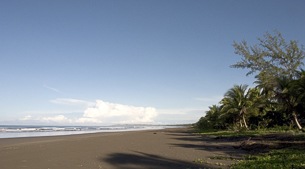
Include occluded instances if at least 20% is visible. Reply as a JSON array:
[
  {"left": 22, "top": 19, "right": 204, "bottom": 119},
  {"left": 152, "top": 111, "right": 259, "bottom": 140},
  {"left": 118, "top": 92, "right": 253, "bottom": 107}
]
[{"left": 196, "top": 32, "right": 305, "bottom": 168}]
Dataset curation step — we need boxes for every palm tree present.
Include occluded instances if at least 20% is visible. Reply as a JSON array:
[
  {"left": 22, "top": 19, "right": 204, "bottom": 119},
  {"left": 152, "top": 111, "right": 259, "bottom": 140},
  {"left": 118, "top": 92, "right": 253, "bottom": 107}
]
[
  {"left": 255, "top": 70, "right": 304, "bottom": 130},
  {"left": 274, "top": 76, "right": 303, "bottom": 130},
  {"left": 255, "top": 71, "right": 278, "bottom": 97},
  {"left": 221, "top": 85, "right": 253, "bottom": 129},
  {"left": 286, "top": 70, "right": 305, "bottom": 130},
  {"left": 205, "top": 105, "right": 222, "bottom": 129}
]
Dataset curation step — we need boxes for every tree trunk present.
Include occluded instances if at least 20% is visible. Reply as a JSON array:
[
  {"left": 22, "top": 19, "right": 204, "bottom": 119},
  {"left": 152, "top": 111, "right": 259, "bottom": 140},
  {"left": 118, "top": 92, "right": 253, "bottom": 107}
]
[
  {"left": 240, "top": 109, "right": 248, "bottom": 129},
  {"left": 238, "top": 119, "right": 243, "bottom": 128},
  {"left": 292, "top": 112, "right": 303, "bottom": 130},
  {"left": 242, "top": 114, "right": 248, "bottom": 129}
]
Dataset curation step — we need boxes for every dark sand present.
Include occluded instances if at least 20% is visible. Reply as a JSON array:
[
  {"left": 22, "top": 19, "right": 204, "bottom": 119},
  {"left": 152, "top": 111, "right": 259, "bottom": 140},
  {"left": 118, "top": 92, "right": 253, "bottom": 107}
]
[{"left": 0, "top": 128, "right": 247, "bottom": 169}]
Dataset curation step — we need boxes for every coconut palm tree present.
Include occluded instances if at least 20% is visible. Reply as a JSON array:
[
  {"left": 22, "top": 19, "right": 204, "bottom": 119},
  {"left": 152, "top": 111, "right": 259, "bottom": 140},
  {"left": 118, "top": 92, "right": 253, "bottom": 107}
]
[
  {"left": 221, "top": 85, "right": 253, "bottom": 129},
  {"left": 205, "top": 105, "right": 223, "bottom": 129},
  {"left": 286, "top": 70, "right": 305, "bottom": 130},
  {"left": 196, "top": 104, "right": 223, "bottom": 130},
  {"left": 274, "top": 76, "right": 303, "bottom": 130}
]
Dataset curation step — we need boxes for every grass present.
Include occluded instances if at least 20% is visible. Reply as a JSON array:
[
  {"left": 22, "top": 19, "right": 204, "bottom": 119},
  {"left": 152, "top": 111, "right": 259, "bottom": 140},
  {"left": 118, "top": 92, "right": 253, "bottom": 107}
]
[
  {"left": 197, "top": 127, "right": 304, "bottom": 138},
  {"left": 231, "top": 148, "right": 305, "bottom": 169},
  {"left": 195, "top": 127, "right": 305, "bottom": 169}
]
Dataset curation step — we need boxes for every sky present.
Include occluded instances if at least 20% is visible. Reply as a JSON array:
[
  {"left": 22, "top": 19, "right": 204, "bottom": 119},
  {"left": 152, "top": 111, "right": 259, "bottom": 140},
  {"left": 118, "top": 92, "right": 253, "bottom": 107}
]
[{"left": 1, "top": 0, "right": 305, "bottom": 125}]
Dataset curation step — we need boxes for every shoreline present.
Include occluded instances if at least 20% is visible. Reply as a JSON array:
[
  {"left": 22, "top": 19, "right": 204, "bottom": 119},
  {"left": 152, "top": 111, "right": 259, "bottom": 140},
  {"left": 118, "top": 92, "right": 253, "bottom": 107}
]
[
  {"left": 0, "top": 124, "right": 183, "bottom": 139},
  {"left": 0, "top": 127, "right": 246, "bottom": 169}
]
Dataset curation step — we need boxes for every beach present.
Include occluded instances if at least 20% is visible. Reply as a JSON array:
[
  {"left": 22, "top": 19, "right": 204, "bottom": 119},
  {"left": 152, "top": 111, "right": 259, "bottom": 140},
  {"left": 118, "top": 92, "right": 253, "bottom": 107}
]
[{"left": 0, "top": 127, "right": 246, "bottom": 169}]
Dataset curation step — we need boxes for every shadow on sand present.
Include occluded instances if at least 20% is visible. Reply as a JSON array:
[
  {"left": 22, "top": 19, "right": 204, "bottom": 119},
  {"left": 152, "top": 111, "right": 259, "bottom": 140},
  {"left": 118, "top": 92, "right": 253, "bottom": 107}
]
[
  {"left": 166, "top": 129, "right": 248, "bottom": 157},
  {"left": 101, "top": 128, "right": 248, "bottom": 169},
  {"left": 101, "top": 151, "right": 212, "bottom": 169},
  {"left": 168, "top": 128, "right": 305, "bottom": 155}
]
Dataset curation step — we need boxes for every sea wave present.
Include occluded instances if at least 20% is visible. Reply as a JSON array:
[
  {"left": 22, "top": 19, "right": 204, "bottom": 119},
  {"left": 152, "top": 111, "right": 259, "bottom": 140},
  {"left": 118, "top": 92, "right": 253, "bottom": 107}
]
[{"left": 0, "top": 125, "right": 180, "bottom": 138}]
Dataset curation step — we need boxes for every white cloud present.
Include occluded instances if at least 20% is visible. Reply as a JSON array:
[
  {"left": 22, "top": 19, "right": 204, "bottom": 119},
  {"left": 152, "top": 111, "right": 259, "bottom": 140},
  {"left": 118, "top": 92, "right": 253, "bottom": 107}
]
[
  {"left": 50, "top": 98, "right": 95, "bottom": 107},
  {"left": 43, "top": 85, "right": 62, "bottom": 94},
  {"left": 81, "top": 100, "right": 158, "bottom": 124},
  {"left": 75, "top": 117, "right": 102, "bottom": 124},
  {"left": 19, "top": 100, "right": 158, "bottom": 125},
  {"left": 17, "top": 99, "right": 210, "bottom": 125},
  {"left": 41, "top": 115, "right": 71, "bottom": 123},
  {"left": 19, "top": 115, "right": 72, "bottom": 124},
  {"left": 20, "top": 115, "right": 32, "bottom": 121}
]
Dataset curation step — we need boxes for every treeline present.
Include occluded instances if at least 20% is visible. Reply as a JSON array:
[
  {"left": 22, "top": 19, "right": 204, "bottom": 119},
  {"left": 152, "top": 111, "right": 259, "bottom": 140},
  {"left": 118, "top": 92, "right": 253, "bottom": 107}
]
[{"left": 196, "top": 31, "right": 305, "bottom": 131}]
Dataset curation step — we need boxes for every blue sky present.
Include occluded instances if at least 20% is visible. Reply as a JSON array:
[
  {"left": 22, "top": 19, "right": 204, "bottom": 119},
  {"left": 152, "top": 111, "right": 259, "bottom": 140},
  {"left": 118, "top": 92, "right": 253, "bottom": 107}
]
[{"left": 1, "top": 0, "right": 305, "bottom": 125}]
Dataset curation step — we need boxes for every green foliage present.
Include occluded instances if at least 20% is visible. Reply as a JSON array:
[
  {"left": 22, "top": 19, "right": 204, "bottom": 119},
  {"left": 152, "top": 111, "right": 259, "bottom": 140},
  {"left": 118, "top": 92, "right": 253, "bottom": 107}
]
[
  {"left": 196, "top": 84, "right": 265, "bottom": 131},
  {"left": 231, "top": 31, "right": 305, "bottom": 78},
  {"left": 195, "top": 116, "right": 212, "bottom": 130},
  {"left": 199, "top": 130, "right": 258, "bottom": 137},
  {"left": 221, "top": 84, "right": 259, "bottom": 129},
  {"left": 231, "top": 149, "right": 305, "bottom": 169},
  {"left": 196, "top": 31, "right": 305, "bottom": 131},
  {"left": 196, "top": 129, "right": 305, "bottom": 168},
  {"left": 199, "top": 127, "right": 302, "bottom": 138},
  {"left": 195, "top": 105, "right": 226, "bottom": 130}
]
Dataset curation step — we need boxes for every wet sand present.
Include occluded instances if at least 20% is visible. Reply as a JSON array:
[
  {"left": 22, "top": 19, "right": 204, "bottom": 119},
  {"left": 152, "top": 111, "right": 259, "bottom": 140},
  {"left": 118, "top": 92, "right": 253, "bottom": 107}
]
[{"left": 0, "top": 127, "right": 246, "bottom": 169}]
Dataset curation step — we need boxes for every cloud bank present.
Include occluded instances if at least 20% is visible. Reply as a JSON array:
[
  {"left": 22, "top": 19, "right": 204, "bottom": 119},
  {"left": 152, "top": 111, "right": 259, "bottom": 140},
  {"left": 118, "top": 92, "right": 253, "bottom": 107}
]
[
  {"left": 78, "top": 100, "right": 158, "bottom": 124},
  {"left": 20, "top": 100, "right": 158, "bottom": 125}
]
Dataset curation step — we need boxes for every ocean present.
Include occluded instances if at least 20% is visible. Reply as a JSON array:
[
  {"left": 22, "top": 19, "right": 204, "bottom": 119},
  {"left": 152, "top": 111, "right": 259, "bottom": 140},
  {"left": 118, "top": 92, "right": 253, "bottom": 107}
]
[{"left": 0, "top": 125, "right": 180, "bottom": 138}]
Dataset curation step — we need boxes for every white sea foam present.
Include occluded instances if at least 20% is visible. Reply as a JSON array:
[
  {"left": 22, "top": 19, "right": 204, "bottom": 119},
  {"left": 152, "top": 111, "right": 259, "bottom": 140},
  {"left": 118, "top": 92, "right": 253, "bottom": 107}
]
[{"left": 0, "top": 125, "right": 181, "bottom": 138}]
